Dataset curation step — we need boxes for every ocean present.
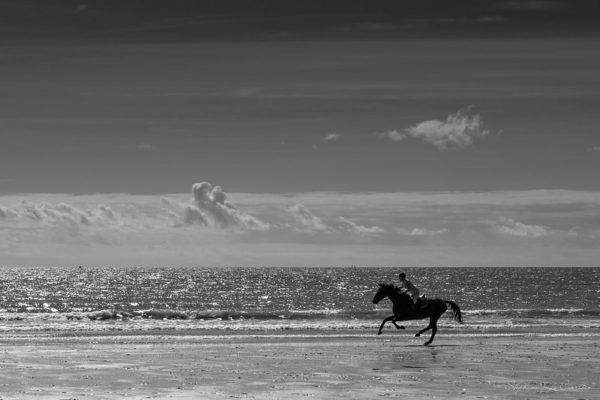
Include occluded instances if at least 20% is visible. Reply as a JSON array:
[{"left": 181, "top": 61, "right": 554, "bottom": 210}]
[{"left": 1, "top": 267, "right": 599, "bottom": 337}]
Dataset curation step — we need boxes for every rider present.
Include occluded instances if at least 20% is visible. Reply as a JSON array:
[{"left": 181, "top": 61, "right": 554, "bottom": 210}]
[{"left": 398, "top": 272, "right": 420, "bottom": 311}]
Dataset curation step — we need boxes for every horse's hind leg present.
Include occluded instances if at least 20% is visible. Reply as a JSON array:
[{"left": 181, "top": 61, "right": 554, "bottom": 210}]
[
  {"left": 416, "top": 317, "right": 439, "bottom": 346},
  {"left": 424, "top": 322, "right": 438, "bottom": 346},
  {"left": 377, "top": 315, "right": 396, "bottom": 335},
  {"left": 415, "top": 323, "right": 432, "bottom": 337}
]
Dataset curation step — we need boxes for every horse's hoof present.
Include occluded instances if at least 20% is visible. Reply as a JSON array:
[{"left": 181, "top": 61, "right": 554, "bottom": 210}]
[
  {"left": 400, "top": 326, "right": 405, "bottom": 330},
  {"left": 377, "top": 332, "right": 382, "bottom": 335},
  {"left": 424, "top": 342, "right": 432, "bottom": 346},
  {"left": 415, "top": 333, "right": 420, "bottom": 337}
]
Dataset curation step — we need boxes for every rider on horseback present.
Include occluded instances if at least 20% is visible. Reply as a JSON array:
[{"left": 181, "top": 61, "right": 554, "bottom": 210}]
[{"left": 398, "top": 272, "right": 420, "bottom": 312}]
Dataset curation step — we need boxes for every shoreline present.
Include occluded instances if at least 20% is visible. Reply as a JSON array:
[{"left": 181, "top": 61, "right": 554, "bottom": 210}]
[
  {"left": 0, "top": 330, "right": 598, "bottom": 399},
  {"left": 2, "top": 327, "right": 600, "bottom": 337}
]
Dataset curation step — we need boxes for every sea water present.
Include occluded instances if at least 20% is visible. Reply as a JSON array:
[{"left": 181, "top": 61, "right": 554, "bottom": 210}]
[{"left": 0, "top": 267, "right": 598, "bottom": 336}]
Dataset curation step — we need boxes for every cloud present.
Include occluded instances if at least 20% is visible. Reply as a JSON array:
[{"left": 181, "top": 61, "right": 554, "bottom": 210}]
[
  {"left": 408, "top": 17, "right": 505, "bottom": 24},
  {"left": 394, "top": 227, "right": 449, "bottom": 236},
  {"left": 409, "top": 228, "right": 449, "bottom": 236},
  {"left": 187, "top": 182, "right": 270, "bottom": 230},
  {"left": 0, "top": 199, "right": 132, "bottom": 250},
  {"left": 1, "top": 189, "right": 599, "bottom": 267},
  {"left": 288, "top": 203, "right": 329, "bottom": 232},
  {"left": 381, "top": 130, "right": 406, "bottom": 142},
  {"left": 494, "top": 217, "right": 550, "bottom": 237},
  {"left": 0, "top": 200, "right": 120, "bottom": 228},
  {"left": 336, "top": 216, "right": 385, "bottom": 236},
  {"left": 0, "top": 206, "right": 19, "bottom": 219},
  {"left": 137, "top": 143, "right": 155, "bottom": 151},
  {"left": 75, "top": 4, "right": 89, "bottom": 13},
  {"left": 400, "top": 107, "right": 490, "bottom": 150},
  {"left": 330, "top": 22, "right": 404, "bottom": 35},
  {"left": 0, "top": 181, "right": 272, "bottom": 245},
  {"left": 183, "top": 205, "right": 209, "bottom": 226},
  {"left": 588, "top": 146, "right": 600, "bottom": 152},
  {"left": 323, "top": 133, "right": 341, "bottom": 141},
  {"left": 497, "top": 1, "right": 560, "bottom": 10},
  {"left": 287, "top": 204, "right": 386, "bottom": 237}
]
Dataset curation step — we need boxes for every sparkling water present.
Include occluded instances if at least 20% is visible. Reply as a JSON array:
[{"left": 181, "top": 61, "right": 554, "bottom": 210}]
[{"left": 0, "top": 267, "right": 598, "bottom": 335}]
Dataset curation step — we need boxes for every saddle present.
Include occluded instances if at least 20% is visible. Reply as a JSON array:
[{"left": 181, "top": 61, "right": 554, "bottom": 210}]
[{"left": 416, "top": 295, "right": 429, "bottom": 309}]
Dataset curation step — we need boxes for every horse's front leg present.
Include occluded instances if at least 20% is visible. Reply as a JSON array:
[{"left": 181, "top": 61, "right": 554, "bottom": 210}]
[
  {"left": 377, "top": 315, "right": 396, "bottom": 335},
  {"left": 392, "top": 320, "right": 405, "bottom": 330}
]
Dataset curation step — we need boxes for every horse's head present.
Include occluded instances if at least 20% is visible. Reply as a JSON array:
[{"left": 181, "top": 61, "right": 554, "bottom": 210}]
[{"left": 372, "top": 283, "right": 395, "bottom": 304}]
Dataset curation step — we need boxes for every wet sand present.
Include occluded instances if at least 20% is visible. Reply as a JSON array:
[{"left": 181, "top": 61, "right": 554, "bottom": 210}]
[{"left": 0, "top": 331, "right": 598, "bottom": 399}]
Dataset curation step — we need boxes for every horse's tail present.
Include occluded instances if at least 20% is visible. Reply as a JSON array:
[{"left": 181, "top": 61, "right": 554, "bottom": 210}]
[{"left": 444, "top": 300, "right": 463, "bottom": 324}]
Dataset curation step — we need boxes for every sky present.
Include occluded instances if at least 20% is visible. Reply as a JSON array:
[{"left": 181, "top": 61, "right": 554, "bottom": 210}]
[{"left": 1, "top": 1, "right": 599, "bottom": 267}]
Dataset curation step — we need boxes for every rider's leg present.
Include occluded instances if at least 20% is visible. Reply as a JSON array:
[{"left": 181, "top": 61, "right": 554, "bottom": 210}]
[
  {"left": 409, "top": 295, "right": 417, "bottom": 312},
  {"left": 412, "top": 289, "right": 419, "bottom": 309}
]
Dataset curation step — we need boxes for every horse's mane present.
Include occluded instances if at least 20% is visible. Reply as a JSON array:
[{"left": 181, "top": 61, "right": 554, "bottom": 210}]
[{"left": 378, "top": 283, "right": 410, "bottom": 298}]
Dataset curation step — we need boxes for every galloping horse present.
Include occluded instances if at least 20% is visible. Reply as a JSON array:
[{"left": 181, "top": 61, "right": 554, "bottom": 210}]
[{"left": 372, "top": 283, "right": 462, "bottom": 345}]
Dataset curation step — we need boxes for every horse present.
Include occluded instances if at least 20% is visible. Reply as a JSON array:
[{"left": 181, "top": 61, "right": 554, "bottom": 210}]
[{"left": 372, "top": 283, "right": 463, "bottom": 345}]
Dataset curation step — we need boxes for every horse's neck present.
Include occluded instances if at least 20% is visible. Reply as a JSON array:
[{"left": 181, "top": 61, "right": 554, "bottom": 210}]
[
  {"left": 388, "top": 289, "right": 404, "bottom": 304},
  {"left": 389, "top": 289, "right": 412, "bottom": 307}
]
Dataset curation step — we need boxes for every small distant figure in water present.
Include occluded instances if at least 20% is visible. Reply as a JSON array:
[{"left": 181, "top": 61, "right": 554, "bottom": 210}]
[{"left": 398, "top": 272, "right": 420, "bottom": 310}]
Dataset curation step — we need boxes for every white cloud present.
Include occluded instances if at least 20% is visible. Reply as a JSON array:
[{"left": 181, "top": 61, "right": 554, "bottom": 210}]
[
  {"left": 588, "top": 146, "right": 600, "bottom": 152},
  {"left": 336, "top": 216, "right": 385, "bottom": 236},
  {"left": 494, "top": 217, "right": 550, "bottom": 238},
  {"left": 0, "top": 205, "right": 19, "bottom": 219},
  {"left": 402, "top": 107, "right": 489, "bottom": 150},
  {"left": 185, "top": 182, "right": 270, "bottom": 230},
  {"left": 288, "top": 203, "right": 329, "bottom": 232},
  {"left": 409, "top": 228, "right": 449, "bottom": 236},
  {"left": 0, "top": 200, "right": 121, "bottom": 228},
  {"left": 183, "top": 205, "right": 209, "bottom": 226},
  {"left": 0, "top": 182, "right": 271, "bottom": 247},
  {"left": 381, "top": 130, "right": 406, "bottom": 142},
  {"left": 323, "top": 133, "right": 341, "bottom": 141},
  {"left": 288, "top": 204, "right": 386, "bottom": 237},
  {"left": 394, "top": 227, "right": 449, "bottom": 236}
]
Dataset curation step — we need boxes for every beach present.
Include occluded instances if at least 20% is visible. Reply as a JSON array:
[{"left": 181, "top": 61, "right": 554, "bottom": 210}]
[
  {"left": 0, "top": 267, "right": 598, "bottom": 399},
  {"left": 0, "top": 331, "right": 598, "bottom": 399}
]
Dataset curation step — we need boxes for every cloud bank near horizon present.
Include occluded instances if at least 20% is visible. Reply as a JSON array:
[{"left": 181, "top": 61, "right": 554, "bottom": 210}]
[{"left": 1, "top": 183, "right": 599, "bottom": 267}]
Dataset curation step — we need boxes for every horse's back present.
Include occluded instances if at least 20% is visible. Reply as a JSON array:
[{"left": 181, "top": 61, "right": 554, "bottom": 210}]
[{"left": 425, "top": 298, "right": 449, "bottom": 313}]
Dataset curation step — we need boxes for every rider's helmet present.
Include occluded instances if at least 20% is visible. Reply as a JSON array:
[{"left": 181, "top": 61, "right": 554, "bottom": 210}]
[{"left": 398, "top": 272, "right": 406, "bottom": 279}]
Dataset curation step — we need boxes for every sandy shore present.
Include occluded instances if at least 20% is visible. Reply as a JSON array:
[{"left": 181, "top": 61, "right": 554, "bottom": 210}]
[{"left": 0, "top": 331, "right": 598, "bottom": 399}]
